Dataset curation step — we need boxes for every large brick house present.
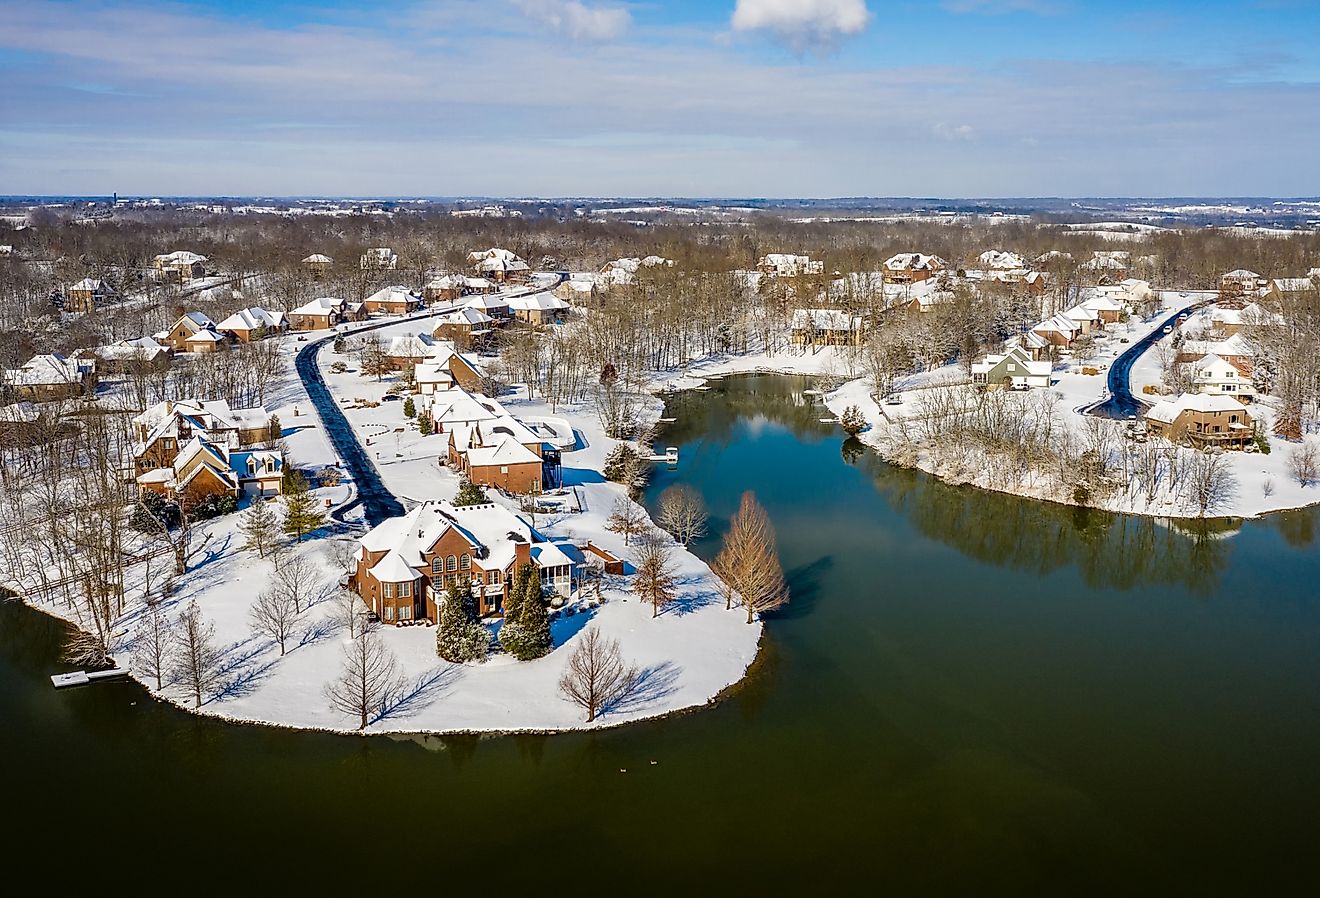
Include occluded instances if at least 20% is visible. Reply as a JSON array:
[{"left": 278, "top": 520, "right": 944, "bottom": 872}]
[
  {"left": 132, "top": 398, "right": 274, "bottom": 475},
  {"left": 66, "top": 277, "right": 118, "bottom": 313},
  {"left": 216, "top": 307, "right": 287, "bottom": 343},
  {"left": 350, "top": 501, "right": 577, "bottom": 622},
  {"left": 2, "top": 353, "right": 97, "bottom": 403},
  {"left": 467, "top": 248, "right": 530, "bottom": 283},
  {"left": 883, "top": 253, "right": 945, "bottom": 284},
  {"left": 289, "top": 296, "right": 366, "bottom": 330},
  {"left": 153, "top": 251, "right": 207, "bottom": 283},
  {"left": 136, "top": 436, "right": 283, "bottom": 508},
  {"left": 364, "top": 286, "right": 421, "bottom": 316},
  {"left": 159, "top": 312, "right": 219, "bottom": 352}
]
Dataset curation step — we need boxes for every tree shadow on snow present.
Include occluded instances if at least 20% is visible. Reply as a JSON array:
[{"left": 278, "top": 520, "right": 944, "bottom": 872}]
[
  {"left": 549, "top": 605, "right": 597, "bottom": 648},
  {"left": 374, "top": 665, "right": 462, "bottom": 724},
  {"left": 600, "top": 661, "right": 681, "bottom": 716}
]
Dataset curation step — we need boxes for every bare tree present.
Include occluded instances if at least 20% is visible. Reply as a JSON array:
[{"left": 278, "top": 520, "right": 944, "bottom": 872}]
[
  {"left": 325, "top": 630, "right": 402, "bottom": 730},
  {"left": 169, "top": 601, "right": 222, "bottom": 707},
  {"left": 1182, "top": 450, "right": 1238, "bottom": 518},
  {"left": 605, "top": 495, "right": 649, "bottom": 547},
  {"left": 632, "top": 531, "right": 679, "bottom": 618},
  {"left": 272, "top": 554, "right": 318, "bottom": 614},
  {"left": 557, "top": 626, "right": 640, "bottom": 723},
  {"left": 330, "top": 588, "right": 372, "bottom": 639},
  {"left": 656, "top": 483, "right": 708, "bottom": 545},
  {"left": 1288, "top": 438, "right": 1319, "bottom": 487},
  {"left": 713, "top": 491, "right": 790, "bottom": 623},
  {"left": 249, "top": 588, "right": 300, "bottom": 655},
  {"left": 131, "top": 602, "right": 172, "bottom": 690}
]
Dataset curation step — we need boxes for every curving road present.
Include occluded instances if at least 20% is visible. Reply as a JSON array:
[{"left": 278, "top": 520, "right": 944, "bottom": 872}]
[
  {"left": 292, "top": 274, "right": 567, "bottom": 527},
  {"left": 1088, "top": 299, "right": 1213, "bottom": 420}
]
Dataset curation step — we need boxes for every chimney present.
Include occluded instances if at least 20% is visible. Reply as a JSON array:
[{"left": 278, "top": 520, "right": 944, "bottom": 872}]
[{"left": 514, "top": 541, "right": 532, "bottom": 571}]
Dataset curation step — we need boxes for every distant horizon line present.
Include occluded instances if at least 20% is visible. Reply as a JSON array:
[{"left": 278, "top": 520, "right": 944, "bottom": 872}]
[{"left": 5, "top": 195, "right": 1320, "bottom": 204}]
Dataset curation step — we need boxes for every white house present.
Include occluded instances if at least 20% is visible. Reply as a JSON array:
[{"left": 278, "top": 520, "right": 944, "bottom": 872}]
[
  {"left": 1184, "top": 353, "right": 1256, "bottom": 400},
  {"left": 971, "top": 344, "right": 1052, "bottom": 389},
  {"left": 758, "top": 254, "right": 824, "bottom": 277}
]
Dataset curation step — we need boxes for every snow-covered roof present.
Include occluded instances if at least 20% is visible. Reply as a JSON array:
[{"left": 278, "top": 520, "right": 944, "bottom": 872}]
[
  {"left": 366, "top": 285, "right": 417, "bottom": 306},
  {"left": 1146, "top": 392, "right": 1252, "bottom": 424},
  {"left": 185, "top": 329, "right": 225, "bottom": 344},
  {"left": 6, "top": 353, "right": 92, "bottom": 386},
  {"left": 70, "top": 277, "right": 109, "bottom": 292},
  {"left": 1182, "top": 333, "right": 1256, "bottom": 358},
  {"left": 971, "top": 345, "right": 1051, "bottom": 377},
  {"left": 466, "top": 436, "right": 541, "bottom": 468},
  {"left": 155, "top": 250, "right": 207, "bottom": 266},
  {"left": 508, "top": 294, "right": 569, "bottom": 312},
  {"left": 790, "top": 308, "right": 861, "bottom": 332},
  {"left": 1222, "top": 269, "right": 1262, "bottom": 281},
  {"left": 440, "top": 307, "right": 493, "bottom": 327},
  {"left": 217, "top": 307, "right": 284, "bottom": 331},
  {"left": 0, "top": 401, "right": 39, "bottom": 423},
  {"left": 464, "top": 276, "right": 495, "bottom": 290},
  {"left": 884, "top": 252, "right": 944, "bottom": 272},
  {"left": 978, "top": 250, "right": 1026, "bottom": 270},
  {"left": 386, "top": 333, "right": 435, "bottom": 358},
  {"left": 759, "top": 253, "right": 823, "bottom": 276},
  {"left": 96, "top": 337, "right": 168, "bottom": 361},
  {"left": 1271, "top": 277, "right": 1315, "bottom": 293},
  {"left": 302, "top": 253, "right": 333, "bottom": 264},
  {"left": 1033, "top": 313, "right": 1080, "bottom": 336},
  {"left": 467, "top": 247, "right": 530, "bottom": 273},
  {"left": 463, "top": 293, "right": 507, "bottom": 311},
  {"left": 174, "top": 311, "right": 215, "bottom": 332},
  {"left": 291, "top": 296, "right": 344, "bottom": 316}
]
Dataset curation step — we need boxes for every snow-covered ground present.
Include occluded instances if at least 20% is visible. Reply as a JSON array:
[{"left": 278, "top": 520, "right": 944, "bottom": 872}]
[{"left": 18, "top": 309, "right": 762, "bottom": 735}]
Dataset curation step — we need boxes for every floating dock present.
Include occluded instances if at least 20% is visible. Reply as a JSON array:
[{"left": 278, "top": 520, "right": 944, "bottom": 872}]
[
  {"left": 51, "top": 668, "right": 131, "bottom": 690},
  {"left": 646, "top": 447, "right": 680, "bottom": 463}
]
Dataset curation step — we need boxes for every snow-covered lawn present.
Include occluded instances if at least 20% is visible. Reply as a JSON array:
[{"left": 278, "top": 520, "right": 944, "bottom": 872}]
[{"left": 19, "top": 316, "right": 764, "bottom": 735}]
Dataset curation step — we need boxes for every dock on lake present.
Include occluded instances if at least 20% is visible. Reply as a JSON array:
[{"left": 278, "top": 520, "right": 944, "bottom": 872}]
[{"left": 51, "top": 668, "right": 131, "bottom": 690}]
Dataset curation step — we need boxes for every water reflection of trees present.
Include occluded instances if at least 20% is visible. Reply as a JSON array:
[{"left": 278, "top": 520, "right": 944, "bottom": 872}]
[
  {"left": 859, "top": 454, "right": 1237, "bottom": 594},
  {"left": 662, "top": 375, "right": 834, "bottom": 447}
]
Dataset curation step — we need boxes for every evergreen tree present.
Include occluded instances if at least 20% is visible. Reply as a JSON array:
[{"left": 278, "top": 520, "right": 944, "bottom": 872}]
[
  {"left": 268, "top": 414, "right": 282, "bottom": 441},
  {"left": 281, "top": 470, "right": 326, "bottom": 542},
  {"left": 435, "top": 579, "right": 489, "bottom": 663},
  {"left": 238, "top": 497, "right": 280, "bottom": 557},
  {"left": 499, "top": 563, "right": 551, "bottom": 661},
  {"left": 418, "top": 415, "right": 433, "bottom": 436},
  {"left": 403, "top": 397, "right": 416, "bottom": 419},
  {"left": 453, "top": 477, "right": 489, "bottom": 507}
]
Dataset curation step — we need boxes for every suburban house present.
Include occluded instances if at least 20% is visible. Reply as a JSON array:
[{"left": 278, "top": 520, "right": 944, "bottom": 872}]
[
  {"left": 758, "top": 254, "right": 824, "bottom": 277},
  {"left": 977, "top": 250, "right": 1027, "bottom": 271},
  {"left": 416, "top": 348, "right": 485, "bottom": 394},
  {"left": 132, "top": 398, "right": 274, "bottom": 474},
  {"left": 1063, "top": 303, "right": 1103, "bottom": 335},
  {"left": 66, "top": 277, "right": 118, "bottom": 313},
  {"left": 1184, "top": 353, "right": 1256, "bottom": 400},
  {"left": 216, "top": 307, "right": 286, "bottom": 343},
  {"left": 184, "top": 329, "right": 228, "bottom": 354},
  {"left": 1031, "top": 313, "right": 1082, "bottom": 349},
  {"left": 1023, "top": 270, "right": 1050, "bottom": 295},
  {"left": 508, "top": 293, "right": 570, "bottom": 324},
  {"left": 302, "top": 253, "right": 334, "bottom": 274},
  {"left": 423, "top": 274, "right": 467, "bottom": 303},
  {"left": 556, "top": 277, "right": 599, "bottom": 304},
  {"left": 349, "top": 500, "right": 578, "bottom": 622},
  {"left": 1265, "top": 277, "right": 1317, "bottom": 300},
  {"left": 1176, "top": 333, "right": 1256, "bottom": 367},
  {"left": 90, "top": 337, "right": 171, "bottom": 373},
  {"left": 790, "top": 308, "right": 863, "bottom": 347},
  {"left": 467, "top": 248, "right": 531, "bottom": 283},
  {"left": 883, "top": 253, "right": 945, "bottom": 284},
  {"left": 2, "top": 353, "right": 96, "bottom": 403},
  {"left": 1210, "top": 302, "right": 1282, "bottom": 336},
  {"left": 462, "top": 292, "right": 509, "bottom": 320},
  {"left": 971, "top": 345, "right": 1052, "bottom": 389},
  {"left": 1144, "top": 393, "right": 1254, "bottom": 450},
  {"left": 289, "top": 296, "right": 366, "bottom": 330},
  {"left": 1220, "top": 269, "right": 1265, "bottom": 296},
  {"left": 364, "top": 285, "right": 421, "bottom": 315},
  {"left": 454, "top": 431, "right": 546, "bottom": 495},
  {"left": 433, "top": 307, "right": 495, "bottom": 347},
  {"left": 1081, "top": 251, "right": 1129, "bottom": 283},
  {"left": 158, "top": 311, "right": 218, "bottom": 352},
  {"left": 385, "top": 333, "right": 436, "bottom": 369},
  {"left": 153, "top": 251, "right": 208, "bottom": 283},
  {"left": 136, "top": 436, "right": 283, "bottom": 508},
  {"left": 360, "top": 247, "right": 398, "bottom": 270}
]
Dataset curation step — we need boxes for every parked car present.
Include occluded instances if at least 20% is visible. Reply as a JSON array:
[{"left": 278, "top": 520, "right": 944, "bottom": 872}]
[
  {"left": 1162, "top": 325, "right": 1173, "bottom": 334},
  {"left": 884, "top": 394, "right": 902, "bottom": 405}
]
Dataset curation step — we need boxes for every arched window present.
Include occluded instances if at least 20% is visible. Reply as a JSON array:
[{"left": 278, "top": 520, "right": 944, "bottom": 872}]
[
  {"left": 431, "top": 558, "right": 443, "bottom": 574},
  {"left": 460, "top": 553, "right": 471, "bottom": 570},
  {"left": 447, "top": 555, "right": 458, "bottom": 572}
]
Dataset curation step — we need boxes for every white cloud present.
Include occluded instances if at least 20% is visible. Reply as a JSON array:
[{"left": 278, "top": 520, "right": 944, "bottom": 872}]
[
  {"left": 513, "top": 0, "right": 631, "bottom": 41},
  {"left": 932, "top": 122, "right": 975, "bottom": 141},
  {"left": 730, "top": 0, "right": 870, "bottom": 52}
]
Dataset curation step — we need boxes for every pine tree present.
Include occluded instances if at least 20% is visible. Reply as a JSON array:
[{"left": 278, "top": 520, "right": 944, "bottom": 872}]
[
  {"left": 435, "top": 579, "right": 489, "bottom": 663},
  {"left": 453, "top": 477, "right": 488, "bottom": 507},
  {"left": 403, "top": 397, "right": 416, "bottom": 419},
  {"left": 499, "top": 563, "right": 551, "bottom": 661},
  {"left": 268, "top": 414, "right": 282, "bottom": 441},
  {"left": 281, "top": 470, "right": 326, "bottom": 542},
  {"left": 418, "top": 415, "right": 433, "bottom": 436},
  {"left": 238, "top": 497, "right": 280, "bottom": 557}
]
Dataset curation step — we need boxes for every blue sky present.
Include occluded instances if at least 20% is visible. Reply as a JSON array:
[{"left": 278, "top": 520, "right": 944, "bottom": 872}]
[{"left": 1, "top": 0, "right": 1318, "bottom": 197}]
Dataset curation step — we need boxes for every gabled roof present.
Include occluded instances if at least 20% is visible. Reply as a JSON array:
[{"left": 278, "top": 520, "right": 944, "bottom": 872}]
[
  {"left": 217, "top": 307, "right": 284, "bottom": 331},
  {"left": 365, "top": 285, "right": 418, "bottom": 306},
  {"left": 790, "top": 308, "right": 861, "bottom": 332},
  {"left": 155, "top": 250, "right": 207, "bottom": 266},
  {"left": 302, "top": 253, "right": 333, "bottom": 264},
  {"left": 508, "top": 293, "right": 569, "bottom": 312},
  {"left": 291, "top": 296, "right": 344, "bottom": 316},
  {"left": 440, "top": 307, "right": 494, "bottom": 327},
  {"left": 466, "top": 436, "right": 541, "bottom": 468},
  {"left": 884, "top": 252, "right": 944, "bottom": 271},
  {"left": 6, "top": 353, "right": 92, "bottom": 386},
  {"left": 1146, "top": 392, "right": 1252, "bottom": 424},
  {"left": 387, "top": 333, "right": 435, "bottom": 358},
  {"left": 467, "top": 248, "right": 530, "bottom": 273},
  {"left": 978, "top": 250, "right": 1026, "bottom": 270}
]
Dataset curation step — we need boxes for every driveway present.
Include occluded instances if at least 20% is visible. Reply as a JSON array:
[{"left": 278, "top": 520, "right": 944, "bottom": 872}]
[{"left": 1088, "top": 299, "right": 1213, "bottom": 420}]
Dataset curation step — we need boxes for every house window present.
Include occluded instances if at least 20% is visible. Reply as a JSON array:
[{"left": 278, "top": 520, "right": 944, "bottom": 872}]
[
  {"left": 447, "top": 555, "right": 458, "bottom": 572},
  {"left": 398, "top": 604, "right": 412, "bottom": 620},
  {"left": 489, "top": 570, "right": 502, "bottom": 585},
  {"left": 383, "top": 582, "right": 395, "bottom": 599},
  {"left": 1007, "top": 363, "right": 1016, "bottom": 372},
  {"left": 432, "top": 558, "right": 443, "bottom": 574},
  {"left": 501, "top": 466, "right": 509, "bottom": 474},
  {"left": 384, "top": 605, "right": 395, "bottom": 621},
  {"left": 398, "top": 581, "right": 412, "bottom": 598},
  {"left": 460, "top": 554, "right": 471, "bottom": 570}
]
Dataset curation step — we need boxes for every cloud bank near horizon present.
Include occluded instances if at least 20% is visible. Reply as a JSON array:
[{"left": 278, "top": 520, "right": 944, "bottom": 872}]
[{"left": 0, "top": 0, "right": 1317, "bottom": 197}]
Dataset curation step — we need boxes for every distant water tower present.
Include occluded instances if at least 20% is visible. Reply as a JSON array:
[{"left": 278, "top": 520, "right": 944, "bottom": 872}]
[{"left": 112, "top": 192, "right": 118, "bottom": 205}]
